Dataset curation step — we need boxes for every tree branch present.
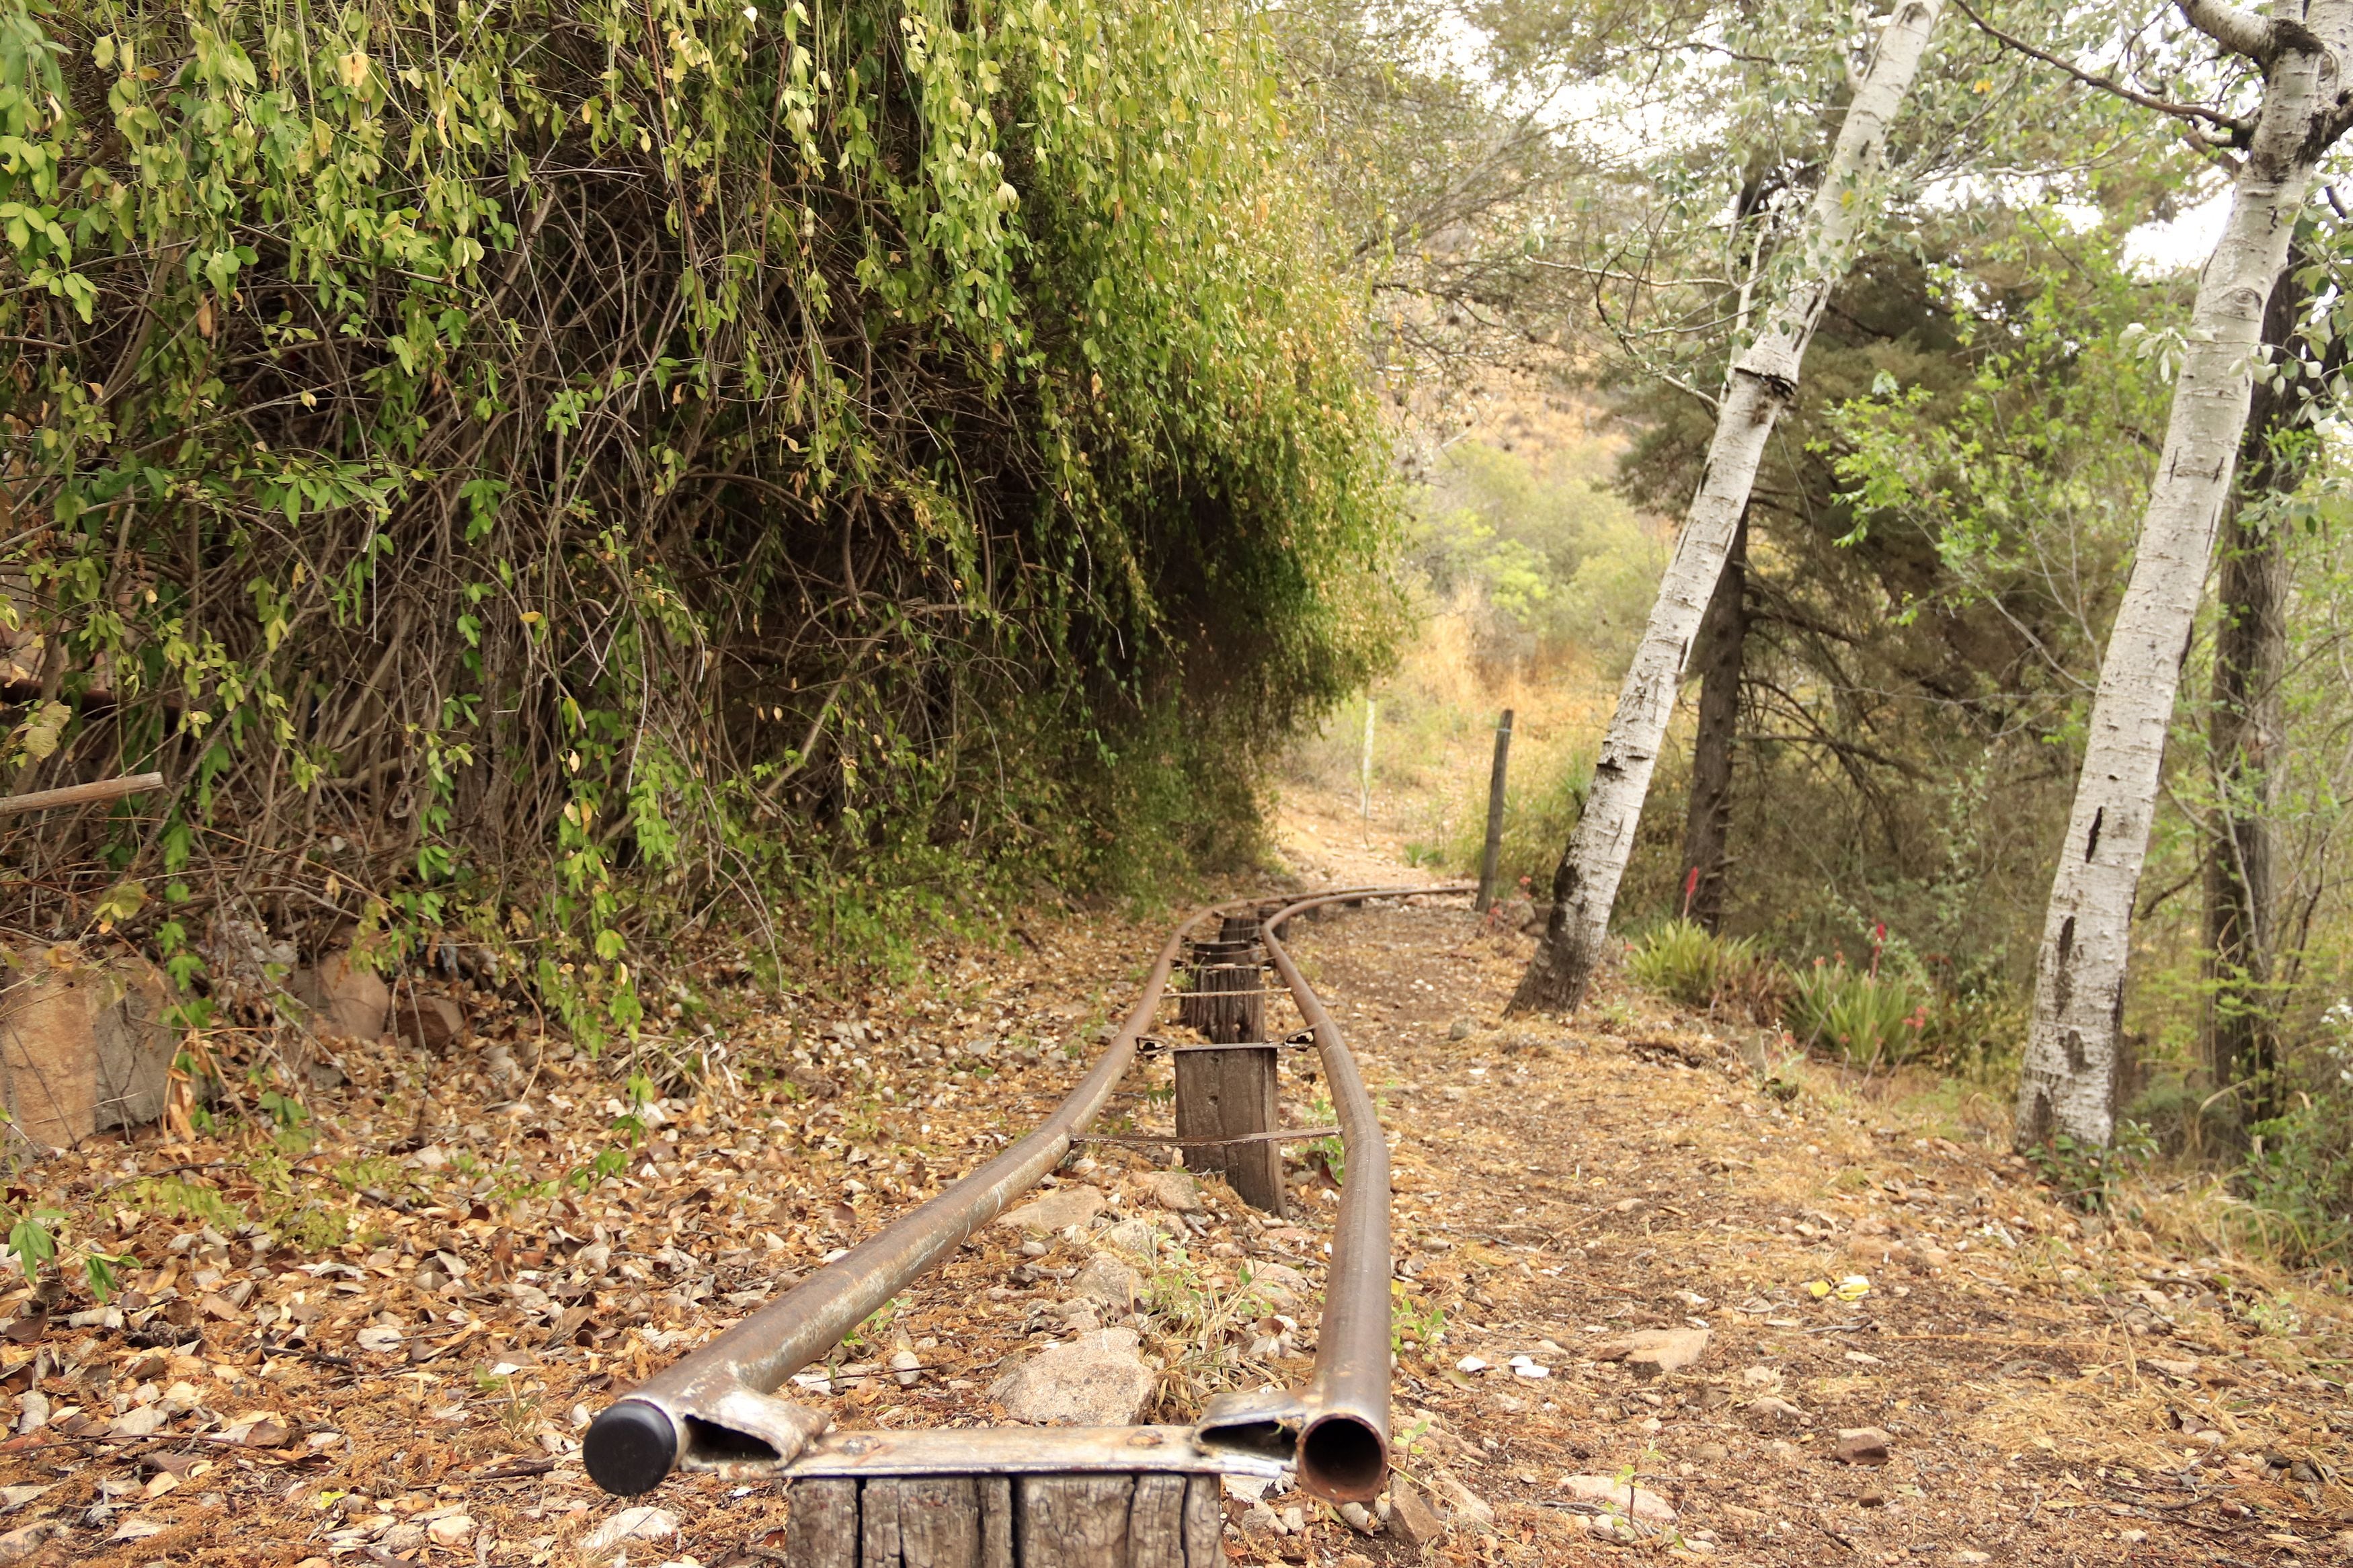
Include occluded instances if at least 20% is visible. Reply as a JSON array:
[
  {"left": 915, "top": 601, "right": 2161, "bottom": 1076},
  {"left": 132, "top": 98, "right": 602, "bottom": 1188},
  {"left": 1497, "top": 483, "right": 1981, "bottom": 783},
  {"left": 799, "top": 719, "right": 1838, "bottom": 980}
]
[
  {"left": 1952, "top": 0, "right": 2251, "bottom": 138},
  {"left": 2177, "top": 0, "right": 2282, "bottom": 63}
]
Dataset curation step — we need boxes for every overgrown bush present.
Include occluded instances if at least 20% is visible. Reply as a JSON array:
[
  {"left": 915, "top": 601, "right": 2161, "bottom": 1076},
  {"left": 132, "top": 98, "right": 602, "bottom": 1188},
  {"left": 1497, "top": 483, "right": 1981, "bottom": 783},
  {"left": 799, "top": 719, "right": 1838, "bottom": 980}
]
[
  {"left": 2239, "top": 1014, "right": 2353, "bottom": 1264},
  {"left": 0, "top": 0, "right": 1400, "bottom": 1041},
  {"left": 1626, "top": 918, "right": 1784, "bottom": 1022},
  {"left": 1789, "top": 957, "right": 1928, "bottom": 1069}
]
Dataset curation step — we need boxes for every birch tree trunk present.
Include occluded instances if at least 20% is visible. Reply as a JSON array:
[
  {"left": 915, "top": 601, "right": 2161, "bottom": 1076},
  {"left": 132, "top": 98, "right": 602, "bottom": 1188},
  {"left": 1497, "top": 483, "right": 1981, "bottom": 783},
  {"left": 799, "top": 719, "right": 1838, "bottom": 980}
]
[
  {"left": 2016, "top": 0, "right": 2353, "bottom": 1148},
  {"left": 1509, "top": 0, "right": 1946, "bottom": 1014}
]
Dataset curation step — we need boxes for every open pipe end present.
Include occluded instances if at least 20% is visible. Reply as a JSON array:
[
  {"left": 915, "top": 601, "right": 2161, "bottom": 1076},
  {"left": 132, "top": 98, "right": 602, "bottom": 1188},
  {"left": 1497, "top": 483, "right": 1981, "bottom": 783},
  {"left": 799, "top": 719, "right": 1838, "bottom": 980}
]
[
  {"left": 584, "top": 1400, "right": 678, "bottom": 1496},
  {"left": 1298, "top": 1411, "right": 1388, "bottom": 1503}
]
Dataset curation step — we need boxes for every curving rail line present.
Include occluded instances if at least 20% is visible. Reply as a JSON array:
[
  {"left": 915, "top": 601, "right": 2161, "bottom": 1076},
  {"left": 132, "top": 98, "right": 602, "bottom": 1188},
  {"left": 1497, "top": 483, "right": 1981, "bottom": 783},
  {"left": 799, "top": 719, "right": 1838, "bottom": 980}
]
[{"left": 584, "top": 884, "right": 1469, "bottom": 1536}]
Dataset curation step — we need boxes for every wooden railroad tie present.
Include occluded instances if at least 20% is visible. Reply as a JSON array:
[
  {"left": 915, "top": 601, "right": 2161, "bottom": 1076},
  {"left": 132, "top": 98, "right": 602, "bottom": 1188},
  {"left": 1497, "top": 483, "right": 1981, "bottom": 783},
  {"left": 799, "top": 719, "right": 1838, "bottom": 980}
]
[{"left": 784, "top": 1471, "right": 1222, "bottom": 1568}]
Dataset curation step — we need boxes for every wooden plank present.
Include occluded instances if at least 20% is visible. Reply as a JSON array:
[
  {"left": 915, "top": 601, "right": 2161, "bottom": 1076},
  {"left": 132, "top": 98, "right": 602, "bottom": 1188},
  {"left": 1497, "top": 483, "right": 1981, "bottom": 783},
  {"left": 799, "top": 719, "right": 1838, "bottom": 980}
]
[
  {"left": 1016, "top": 1475, "right": 1133, "bottom": 1568},
  {"left": 1181, "top": 1476, "right": 1221, "bottom": 1568},
  {"left": 1125, "top": 1474, "right": 1187, "bottom": 1568},
  {"left": 895, "top": 1476, "right": 979, "bottom": 1568},
  {"left": 979, "top": 1476, "right": 1013, "bottom": 1568},
  {"left": 860, "top": 1477, "right": 902, "bottom": 1568},
  {"left": 1174, "top": 1044, "right": 1285, "bottom": 1216},
  {"left": 784, "top": 1477, "right": 859, "bottom": 1568}
]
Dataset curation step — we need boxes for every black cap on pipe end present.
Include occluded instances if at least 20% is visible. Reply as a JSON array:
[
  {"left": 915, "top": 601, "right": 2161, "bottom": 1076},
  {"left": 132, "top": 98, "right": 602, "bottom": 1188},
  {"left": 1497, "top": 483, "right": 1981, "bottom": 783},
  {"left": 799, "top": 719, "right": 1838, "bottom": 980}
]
[{"left": 584, "top": 1401, "right": 678, "bottom": 1496}]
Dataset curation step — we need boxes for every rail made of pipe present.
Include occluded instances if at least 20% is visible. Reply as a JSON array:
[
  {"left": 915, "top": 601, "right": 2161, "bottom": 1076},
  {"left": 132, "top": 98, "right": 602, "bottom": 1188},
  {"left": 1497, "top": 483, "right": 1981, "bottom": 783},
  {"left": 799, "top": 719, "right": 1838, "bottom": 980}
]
[
  {"left": 1268, "top": 883, "right": 1470, "bottom": 1501},
  {"left": 583, "top": 882, "right": 1468, "bottom": 1498}
]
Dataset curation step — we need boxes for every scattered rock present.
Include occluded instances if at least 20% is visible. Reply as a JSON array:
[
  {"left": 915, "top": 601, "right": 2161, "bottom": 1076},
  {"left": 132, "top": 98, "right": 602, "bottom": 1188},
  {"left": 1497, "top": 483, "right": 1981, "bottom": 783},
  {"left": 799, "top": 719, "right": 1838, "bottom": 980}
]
[
  {"left": 0, "top": 1522, "right": 59, "bottom": 1565},
  {"left": 424, "top": 1515, "right": 475, "bottom": 1548},
  {"left": 0, "top": 948, "right": 177, "bottom": 1148},
  {"left": 994, "top": 1185, "right": 1105, "bottom": 1235},
  {"left": 1601, "top": 1326, "right": 1711, "bottom": 1378},
  {"left": 1484, "top": 897, "right": 1536, "bottom": 934},
  {"left": 289, "top": 948, "right": 391, "bottom": 1042},
  {"left": 1134, "top": 1171, "right": 1201, "bottom": 1212},
  {"left": 990, "top": 1327, "right": 1156, "bottom": 1426},
  {"left": 1559, "top": 1474, "right": 1677, "bottom": 1524},
  {"left": 394, "top": 994, "right": 468, "bottom": 1053},
  {"left": 1070, "top": 1251, "right": 1138, "bottom": 1313},
  {"left": 1834, "top": 1427, "right": 1892, "bottom": 1465},
  {"left": 1098, "top": 1215, "right": 1169, "bottom": 1258},
  {"left": 1386, "top": 1480, "right": 1447, "bottom": 1547},
  {"left": 581, "top": 1505, "right": 678, "bottom": 1559},
  {"left": 1240, "top": 1260, "right": 1309, "bottom": 1311},
  {"left": 1433, "top": 1469, "right": 1494, "bottom": 1532}
]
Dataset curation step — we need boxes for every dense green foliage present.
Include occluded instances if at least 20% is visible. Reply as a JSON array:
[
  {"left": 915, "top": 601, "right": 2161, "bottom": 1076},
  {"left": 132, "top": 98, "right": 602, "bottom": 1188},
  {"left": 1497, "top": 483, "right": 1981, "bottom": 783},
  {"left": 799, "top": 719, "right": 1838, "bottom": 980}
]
[
  {"left": 1412, "top": 434, "right": 1663, "bottom": 673},
  {"left": 0, "top": 0, "right": 1400, "bottom": 1036}
]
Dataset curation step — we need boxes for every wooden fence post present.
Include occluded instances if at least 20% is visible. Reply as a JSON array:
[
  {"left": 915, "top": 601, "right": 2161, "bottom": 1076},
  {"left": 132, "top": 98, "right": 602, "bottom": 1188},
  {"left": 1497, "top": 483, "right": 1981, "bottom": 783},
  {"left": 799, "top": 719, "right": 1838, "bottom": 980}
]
[{"left": 1474, "top": 709, "right": 1514, "bottom": 913}]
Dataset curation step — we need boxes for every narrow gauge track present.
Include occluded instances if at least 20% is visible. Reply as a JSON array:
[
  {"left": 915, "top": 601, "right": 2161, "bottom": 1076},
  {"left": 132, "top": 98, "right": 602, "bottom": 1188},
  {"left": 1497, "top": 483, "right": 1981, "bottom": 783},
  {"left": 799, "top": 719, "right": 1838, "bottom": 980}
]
[{"left": 584, "top": 884, "right": 1469, "bottom": 1566}]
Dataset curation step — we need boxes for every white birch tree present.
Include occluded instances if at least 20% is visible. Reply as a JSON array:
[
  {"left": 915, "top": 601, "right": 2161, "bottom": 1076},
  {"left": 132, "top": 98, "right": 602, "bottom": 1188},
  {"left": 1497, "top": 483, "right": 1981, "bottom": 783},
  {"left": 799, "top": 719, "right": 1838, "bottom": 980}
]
[
  {"left": 2016, "top": 0, "right": 2353, "bottom": 1147},
  {"left": 1509, "top": 0, "right": 1948, "bottom": 1013}
]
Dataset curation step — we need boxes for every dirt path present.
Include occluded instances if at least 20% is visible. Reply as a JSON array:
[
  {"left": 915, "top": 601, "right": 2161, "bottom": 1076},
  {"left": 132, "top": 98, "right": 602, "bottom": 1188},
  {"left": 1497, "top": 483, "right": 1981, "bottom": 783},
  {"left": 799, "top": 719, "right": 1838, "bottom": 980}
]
[
  {"left": 1279, "top": 900, "right": 2353, "bottom": 1567},
  {"left": 1, "top": 841, "right": 2347, "bottom": 1568}
]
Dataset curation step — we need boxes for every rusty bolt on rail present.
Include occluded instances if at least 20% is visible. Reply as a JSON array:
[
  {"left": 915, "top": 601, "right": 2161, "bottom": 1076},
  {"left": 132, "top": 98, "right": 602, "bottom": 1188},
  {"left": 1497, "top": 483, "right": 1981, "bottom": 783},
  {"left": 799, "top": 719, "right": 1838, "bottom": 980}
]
[{"left": 584, "top": 883, "right": 1470, "bottom": 1503}]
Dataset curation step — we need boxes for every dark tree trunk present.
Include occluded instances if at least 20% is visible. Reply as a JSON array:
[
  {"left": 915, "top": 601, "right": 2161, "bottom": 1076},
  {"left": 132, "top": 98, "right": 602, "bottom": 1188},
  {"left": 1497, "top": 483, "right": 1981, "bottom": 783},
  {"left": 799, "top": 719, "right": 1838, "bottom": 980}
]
[
  {"left": 2204, "top": 246, "right": 2329, "bottom": 1126},
  {"left": 1680, "top": 515, "right": 1747, "bottom": 932}
]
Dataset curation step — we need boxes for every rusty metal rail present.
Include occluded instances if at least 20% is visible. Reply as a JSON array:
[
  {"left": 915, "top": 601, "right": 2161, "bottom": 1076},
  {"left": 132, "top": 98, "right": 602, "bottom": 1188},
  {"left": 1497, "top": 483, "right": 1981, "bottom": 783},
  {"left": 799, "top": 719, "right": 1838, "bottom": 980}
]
[{"left": 584, "top": 883, "right": 1468, "bottom": 1522}]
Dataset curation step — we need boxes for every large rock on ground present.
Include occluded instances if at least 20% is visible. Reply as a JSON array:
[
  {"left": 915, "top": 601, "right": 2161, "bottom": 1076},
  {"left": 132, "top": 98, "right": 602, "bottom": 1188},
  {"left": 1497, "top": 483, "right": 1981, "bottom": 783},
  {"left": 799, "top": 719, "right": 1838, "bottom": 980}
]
[
  {"left": 290, "top": 948, "right": 391, "bottom": 1042},
  {"left": 0, "top": 948, "right": 175, "bottom": 1149},
  {"left": 394, "top": 993, "right": 468, "bottom": 1052},
  {"left": 991, "top": 1327, "right": 1157, "bottom": 1426}
]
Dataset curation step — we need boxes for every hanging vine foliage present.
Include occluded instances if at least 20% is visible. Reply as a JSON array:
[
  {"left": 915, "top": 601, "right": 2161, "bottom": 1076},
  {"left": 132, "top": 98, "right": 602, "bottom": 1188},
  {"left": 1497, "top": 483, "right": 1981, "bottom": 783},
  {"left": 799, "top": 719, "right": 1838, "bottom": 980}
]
[{"left": 0, "top": 0, "right": 1401, "bottom": 1040}]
